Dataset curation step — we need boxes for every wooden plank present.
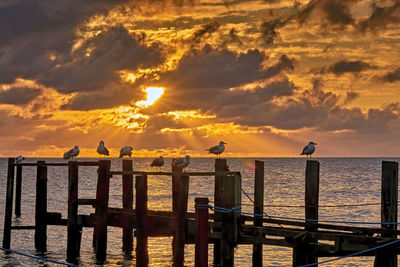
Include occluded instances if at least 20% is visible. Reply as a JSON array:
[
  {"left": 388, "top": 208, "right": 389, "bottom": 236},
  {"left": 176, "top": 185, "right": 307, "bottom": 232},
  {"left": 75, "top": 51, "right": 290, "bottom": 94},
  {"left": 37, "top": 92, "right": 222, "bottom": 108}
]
[
  {"left": 2, "top": 158, "right": 15, "bottom": 249},
  {"left": 15, "top": 165, "right": 22, "bottom": 217},
  {"left": 110, "top": 171, "right": 235, "bottom": 176},
  {"left": 214, "top": 158, "right": 228, "bottom": 265},
  {"left": 293, "top": 160, "right": 319, "bottom": 266},
  {"left": 374, "top": 161, "right": 398, "bottom": 267},
  {"left": 221, "top": 173, "right": 241, "bottom": 267},
  {"left": 94, "top": 160, "right": 111, "bottom": 263},
  {"left": 195, "top": 198, "right": 209, "bottom": 267},
  {"left": 67, "top": 161, "right": 80, "bottom": 262},
  {"left": 35, "top": 160, "right": 47, "bottom": 253},
  {"left": 253, "top": 160, "right": 264, "bottom": 267},
  {"left": 77, "top": 198, "right": 96, "bottom": 206},
  {"left": 172, "top": 164, "right": 189, "bottom": 267},
  {"left": 77, "top": 161, "right": 100, "bottom": 166},
  {"left": 136, "top": 174, "right": 149, "bottom": 266},
  {"left": 122, "top": 159, "right": 134, "bottom": 256}
]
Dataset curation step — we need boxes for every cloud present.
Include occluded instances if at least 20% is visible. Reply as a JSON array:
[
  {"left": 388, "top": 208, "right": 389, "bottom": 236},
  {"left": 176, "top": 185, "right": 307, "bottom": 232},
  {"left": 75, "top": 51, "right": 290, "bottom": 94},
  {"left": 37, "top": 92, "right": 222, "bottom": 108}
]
[
  {"left": 156, "top": 46, "right": 296, "bottom": 112},
  {"left": 0, "top": 87, "right": 41, "bottom": 105},
  {"left": 358, "top": 1, "right": 400, "bottom": 32},
  {"left": 39, "top": 26, "right": 163, "bottom": 95},
  {"left": 189, "top": 21, "right": 220, "bottom": 45},
  {"left": 378, "top": 67, "right": 400, "bottom": 83},
  {"left": 313, "top": 60, "right": 372, "bottom": 76},
  {"left": 0, "top": 1, "right": 127, "bottom": 84},
  {"left": 343, "top": 90, "right": 360, "bottom": 105}
]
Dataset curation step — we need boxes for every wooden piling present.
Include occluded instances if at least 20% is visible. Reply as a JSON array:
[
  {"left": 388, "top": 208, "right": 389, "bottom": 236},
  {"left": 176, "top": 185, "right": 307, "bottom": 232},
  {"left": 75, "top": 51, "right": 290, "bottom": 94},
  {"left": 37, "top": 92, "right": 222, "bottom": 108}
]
[
  {"left": 122, "top": 159, "right": 134, "bottom": 256},
  {"left": 172, "top": 165, "right": 190, "bottom": 267},
  {"left": 136, "top": 174, "right": 149, "bottom": 266},
  {"left": 374, "top": 161, "right": 398, "bottom": 267},
  {"left": 293, "top": 160, "right": 319, "bottom": 266},
  {"left": 221, "top": 172, "right": 241, "bottom": 267},
  {"left": 35, "top": 160, "right": 48, "bottom": 253},
  {"left": 94, "top": 160, "right": 111, "bottom": 263},
  {"left": 2, "top": 158, "right": 15, "bottom": 249},
  {"left": 67, "top": 161, "right": 80, "bottom": 262},
  {"left": 253, "top": 160, "right": 264, "bottom": 266},
  {"left": 15, "top": 164, "right": 22, "bottom": 217},
  {"left": 195, "top": 198, "right": 209, "bottom": 267},
  {"left": 214, "top": 158, "right": 228, "bottom": 265}
]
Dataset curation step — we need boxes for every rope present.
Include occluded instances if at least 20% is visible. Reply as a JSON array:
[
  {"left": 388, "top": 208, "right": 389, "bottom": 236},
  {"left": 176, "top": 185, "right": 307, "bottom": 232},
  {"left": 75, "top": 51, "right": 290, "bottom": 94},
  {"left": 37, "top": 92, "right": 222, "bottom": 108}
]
[
  {"left": 240, "top": 188, "right": 285, "bottom": 229},
  {"left": 0, "top": 247, "right": 80, "bottom": 266},
  {"left": 299, "top": 238, "right": 400, "bottom": 267}
]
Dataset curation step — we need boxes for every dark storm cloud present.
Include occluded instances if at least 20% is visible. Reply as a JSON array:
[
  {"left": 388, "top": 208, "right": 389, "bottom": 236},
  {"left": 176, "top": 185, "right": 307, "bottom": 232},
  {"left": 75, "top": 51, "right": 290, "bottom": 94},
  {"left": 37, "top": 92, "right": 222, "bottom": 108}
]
[
  {"left": 312, "top": 60, "right": 373, "bottom": 76},
  {"left": 61, "top": 86, "right": 143, "bottom": 110},
  {"left": 189, "top": 21, "right": 221, "bottom": 44},
  {"left": 0, "top": 87, "right": 41, "bottom": 105},
  {"left": 260, "top": 0, "right": 361, "bottom": 44},
  {"left": 40, "top": 26, "right": 163, "bottom": 94},
  {"left": 0, "top": 0, "right": 128, "bottom": 83},
  {"left": 328, "top": 60, "right": 372, "bottom": 75},
  {"left": 359, "top": 1, "right": 400, "bottom": 32},
  {"left": 158, "top": 47, "right": 297, "bottom": 112},
  {"left": 343, "top": 91, "right": 360, "bottom": 105},
  {"left": 379, "top": 67, "right": 400, "bottom": 83}
]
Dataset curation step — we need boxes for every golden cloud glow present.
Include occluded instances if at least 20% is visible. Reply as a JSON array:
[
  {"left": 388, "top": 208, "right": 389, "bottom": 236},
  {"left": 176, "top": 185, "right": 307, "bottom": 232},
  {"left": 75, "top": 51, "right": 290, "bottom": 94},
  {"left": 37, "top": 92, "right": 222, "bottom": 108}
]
[
  {"left": 167, "top": 110, "right": 216, "bottom": 120},
  {"left": 135, "top": 87, "right": 165, "bottom": 107}
]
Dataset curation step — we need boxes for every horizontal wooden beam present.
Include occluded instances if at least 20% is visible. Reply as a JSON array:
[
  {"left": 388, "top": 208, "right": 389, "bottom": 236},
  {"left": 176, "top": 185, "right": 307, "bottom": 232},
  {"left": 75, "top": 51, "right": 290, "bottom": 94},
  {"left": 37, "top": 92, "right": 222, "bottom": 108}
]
[
  {"left": 242, "top": 214, "right": 400, "bottom": 236},
  {"left": 110, "top": 171, "right": 240, "bottom": 177}
]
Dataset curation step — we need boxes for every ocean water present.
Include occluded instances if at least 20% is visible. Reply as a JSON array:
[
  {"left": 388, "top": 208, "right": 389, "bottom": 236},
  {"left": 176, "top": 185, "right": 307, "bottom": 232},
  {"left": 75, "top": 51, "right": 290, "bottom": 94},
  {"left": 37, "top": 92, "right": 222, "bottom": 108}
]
[{"left": 0, "top": 157, "right": 399, "bottom": 266}]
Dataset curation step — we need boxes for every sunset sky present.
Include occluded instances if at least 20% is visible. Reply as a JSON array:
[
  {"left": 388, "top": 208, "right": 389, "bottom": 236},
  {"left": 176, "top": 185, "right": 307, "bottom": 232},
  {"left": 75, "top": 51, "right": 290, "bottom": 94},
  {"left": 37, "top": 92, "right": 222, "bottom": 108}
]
[{"left": 1, "top": 0, "right": 400, "bottom": 157}]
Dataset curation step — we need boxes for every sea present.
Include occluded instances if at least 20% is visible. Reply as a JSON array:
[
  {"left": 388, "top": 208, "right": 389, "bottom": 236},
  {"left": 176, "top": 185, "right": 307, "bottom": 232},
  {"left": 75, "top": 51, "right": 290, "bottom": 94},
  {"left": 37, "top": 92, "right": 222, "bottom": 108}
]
[{"left": 0, "top": 157, "right": 399, "bottom": 266}]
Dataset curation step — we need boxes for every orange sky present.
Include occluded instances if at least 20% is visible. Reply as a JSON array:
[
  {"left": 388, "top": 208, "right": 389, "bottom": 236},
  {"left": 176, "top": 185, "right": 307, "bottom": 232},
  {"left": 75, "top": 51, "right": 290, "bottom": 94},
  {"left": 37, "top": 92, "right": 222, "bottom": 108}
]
[{"left": 1, "top": 0, "right": 400, "bottom": 157}]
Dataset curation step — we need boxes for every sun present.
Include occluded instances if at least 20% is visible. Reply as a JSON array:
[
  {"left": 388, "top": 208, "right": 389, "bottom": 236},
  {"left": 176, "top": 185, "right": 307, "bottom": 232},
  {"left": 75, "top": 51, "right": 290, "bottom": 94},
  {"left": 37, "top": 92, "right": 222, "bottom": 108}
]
[{"left": 135, "top": 87, "right": 165, "bottom": 107}]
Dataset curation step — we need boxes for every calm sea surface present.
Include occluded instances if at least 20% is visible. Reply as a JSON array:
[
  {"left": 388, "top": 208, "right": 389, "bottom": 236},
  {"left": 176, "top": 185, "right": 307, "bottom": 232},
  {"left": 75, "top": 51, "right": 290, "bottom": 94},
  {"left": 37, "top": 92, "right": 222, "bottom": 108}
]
[{"left": 0, "top": 157, "right": 399, "bottom": 266}]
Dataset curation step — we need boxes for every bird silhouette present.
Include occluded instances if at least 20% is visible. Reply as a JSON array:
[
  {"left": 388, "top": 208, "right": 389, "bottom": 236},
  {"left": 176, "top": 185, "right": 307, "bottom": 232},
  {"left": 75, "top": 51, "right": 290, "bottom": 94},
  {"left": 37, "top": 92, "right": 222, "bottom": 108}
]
[
  {"left": 97, "top": 141, "right": 109, "bottom": 157},
  {"left": 207, "top": 141, "right": 227, "bottom": 158},
  {"left": 64, "top": 146, "right": 80, "bottom": 160},
  {"left": 150, "top": 156, "right": 164, "bottom": 171},
  {"left": 172, "top": 155, "right": 190, "bottom": 172},
  {"left": 119, "top": 146, "right": 133, "bottom": 158},
  {"left": 300, "top": 142, "right": 317, "bottom": 159},
  {"left": 15, "top": 155, "right": 25, "bottom": 164}
]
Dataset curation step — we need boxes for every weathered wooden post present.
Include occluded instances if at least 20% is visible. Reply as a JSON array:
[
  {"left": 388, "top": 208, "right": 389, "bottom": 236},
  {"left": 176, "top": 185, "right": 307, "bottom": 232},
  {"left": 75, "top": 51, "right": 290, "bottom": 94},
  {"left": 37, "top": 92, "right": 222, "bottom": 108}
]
[
  {"left": 67, "top": 161, "right": 80, "bottom": 262},
  {"left": 35, "top": 160, "right": 48, "bottom": 253},
  {"left": 122, "top": 159, "right": 133, "bottom": 256},
  {"left": 2, "top": 158, "right": 15, "bottom": 249},
  {"left": 195, "top": 197, "right": 209, "bottom": 267},
  {"left": 374, "top": 161, "right": 398, "bottom": 267},
  {"left": 221, "top": 172, "right": 241, "bottom": 267},
  {"left": 15, "top": 164, "right": 22, "bottom": 217},
  {"left": 94, "top": 160, "right": 111, "bottom": 263},
  {"left": 136, "top": 174, "right": 149, "bottom": 266},
  {"left": 293, "top": 160, "right": 319, "bottom": 266},
  {"left": 253, "top": 160, "right": 264, "bottom": 266},
  {"left": 172, "top": 164, "right": 190, "bottom": 267},
  {"left": 214, "top": 158, "right": 228, "bottom": 265}
]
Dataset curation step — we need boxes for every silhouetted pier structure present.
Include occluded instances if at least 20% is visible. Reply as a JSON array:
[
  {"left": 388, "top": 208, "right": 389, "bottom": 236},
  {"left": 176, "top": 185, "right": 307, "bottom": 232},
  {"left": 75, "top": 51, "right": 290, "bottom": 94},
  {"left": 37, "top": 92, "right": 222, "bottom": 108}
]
[{"left": 2, "top": 158, "right": 399, "bottom": 266}]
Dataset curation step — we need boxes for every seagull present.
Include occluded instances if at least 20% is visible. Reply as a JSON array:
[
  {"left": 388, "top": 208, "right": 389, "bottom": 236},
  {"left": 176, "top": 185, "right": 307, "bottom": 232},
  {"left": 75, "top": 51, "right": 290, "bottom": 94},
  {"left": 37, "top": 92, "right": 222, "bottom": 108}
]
[
  {"left": 64, "top": 146, "right": 80, "bottom": 160},
  {"left": 300, "top": 141, "right": 317, "bottom": 159},
  {"left": 97, "top": 141, "right": 109, "bottom": 157},
  {"left": 150, "top": 156, "right": 164, "bottom": 170},
  {"left": 207, "top": 141, "right": 227, "bottom": 158},
  {"left": 15, "top": 155, "right": 25, "bottom": 164},
  {"left": 119, "top": 146, "right": 133, "bottom": 158},
  {"left": 172, "top": 155, "right": 190, "bottom": 172}
]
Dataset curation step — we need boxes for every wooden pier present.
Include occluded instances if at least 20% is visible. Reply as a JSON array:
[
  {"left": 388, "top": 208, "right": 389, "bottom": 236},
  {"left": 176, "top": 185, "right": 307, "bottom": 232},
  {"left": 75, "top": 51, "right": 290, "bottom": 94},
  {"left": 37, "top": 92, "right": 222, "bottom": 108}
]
[{"left": 2, "top": 158, "right": 400, "bottom": 266}]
